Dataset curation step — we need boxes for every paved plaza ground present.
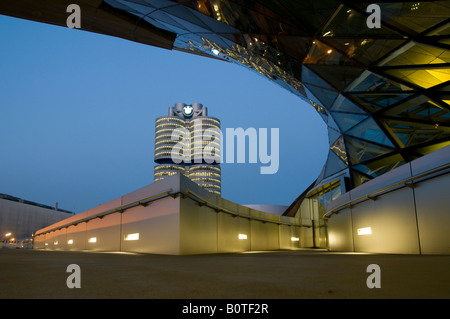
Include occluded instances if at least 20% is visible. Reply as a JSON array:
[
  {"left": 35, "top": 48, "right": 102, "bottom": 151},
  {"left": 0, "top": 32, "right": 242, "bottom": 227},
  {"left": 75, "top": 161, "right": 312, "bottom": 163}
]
[{"left": 0, "top": 248, "right": 449, "bottom": 300}]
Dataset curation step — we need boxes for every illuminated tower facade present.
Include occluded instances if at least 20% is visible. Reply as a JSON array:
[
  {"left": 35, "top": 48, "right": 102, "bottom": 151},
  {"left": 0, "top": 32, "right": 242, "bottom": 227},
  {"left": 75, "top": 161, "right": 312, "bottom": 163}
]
[{"left": 154, "top": 103, "right": 221, "bottom": 195}]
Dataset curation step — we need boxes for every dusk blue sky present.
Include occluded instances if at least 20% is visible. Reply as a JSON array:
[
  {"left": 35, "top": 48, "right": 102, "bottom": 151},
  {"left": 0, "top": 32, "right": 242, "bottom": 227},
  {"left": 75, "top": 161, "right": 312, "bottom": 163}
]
[{"left": 0, "top": 14, "right": 328, "bottom": 214}]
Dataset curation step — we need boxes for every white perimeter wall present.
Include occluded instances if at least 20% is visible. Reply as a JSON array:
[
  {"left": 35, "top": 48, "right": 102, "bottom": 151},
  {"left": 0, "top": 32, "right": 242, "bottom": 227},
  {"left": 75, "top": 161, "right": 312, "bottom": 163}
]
[
  {"left": 327, "top": 145, "right": 450, "bottom": 255},
  {"left": 34, "top": 177, "right": 181, "bottom": 255},
  {"left": 178, "top": 179, "right": 301, "bottom": 255},
  {"left": 34, "top": 175, "right": 301, "bottom": 255}
]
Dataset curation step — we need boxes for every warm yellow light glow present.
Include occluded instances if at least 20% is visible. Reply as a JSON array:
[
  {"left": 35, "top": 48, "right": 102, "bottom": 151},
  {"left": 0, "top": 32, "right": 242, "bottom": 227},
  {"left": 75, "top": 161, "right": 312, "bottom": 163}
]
[
  {"left": 357, "top": 227, "right": 372, "bottom": 235},
  {"left": 327, "top": 49, "right": 333, "bottom": 54},
  {"left": 68, "top": 239, "right": 74, "bottom": 245},
  {"left": 291, "top": 237, "right": 300, "bottom": 242},
  {"left": 88, "top": 237, "right": 97, "bottom": 243},
  {"left": 385, "top": 68, "right": 450, "bottom": 89},
  {"left": 54, "top": 241, "right": 58, "bottom": 245},
  {"left": 5, "top": 233, "right": 11, "bottom": 237},
  {"left": 124, "top": 233, "right": 139, "bottom": 241},
  {"left": 411, "top": 2, "right": 420, "bottom": 10},
  {"left": 238, "top": 234, "right": 248, "bottom": 240}
]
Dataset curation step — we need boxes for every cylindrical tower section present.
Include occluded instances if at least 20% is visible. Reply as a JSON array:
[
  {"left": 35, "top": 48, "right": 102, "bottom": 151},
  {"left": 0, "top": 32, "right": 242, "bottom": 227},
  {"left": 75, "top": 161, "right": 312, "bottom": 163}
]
[
  {"left": 189, "top": 117, "right": 221, "bottom": 165},
  {"left": 154, "top": 164, "right": 186, "bottom": 183},
  {"left": 153, "top": 103, "right": 221, "bottom": 196},
  {"left": 154, "top": 116, "right": 188, "bottom": 164},
  {"left": 187, "top": 165, "right": 221, "bottom": 196}
]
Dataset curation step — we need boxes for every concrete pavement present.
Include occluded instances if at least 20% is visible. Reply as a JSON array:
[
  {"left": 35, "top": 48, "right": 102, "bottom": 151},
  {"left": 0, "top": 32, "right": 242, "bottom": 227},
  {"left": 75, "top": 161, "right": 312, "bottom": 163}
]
[{"left": 0, "top": 248, "right": 449, "bottom": 299}]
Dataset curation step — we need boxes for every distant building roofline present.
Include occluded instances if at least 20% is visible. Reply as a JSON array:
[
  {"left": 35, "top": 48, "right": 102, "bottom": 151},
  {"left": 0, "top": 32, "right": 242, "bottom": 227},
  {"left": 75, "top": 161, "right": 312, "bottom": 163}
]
[{"left": 0, "top": 193, "right": 75, "bottom": 215}]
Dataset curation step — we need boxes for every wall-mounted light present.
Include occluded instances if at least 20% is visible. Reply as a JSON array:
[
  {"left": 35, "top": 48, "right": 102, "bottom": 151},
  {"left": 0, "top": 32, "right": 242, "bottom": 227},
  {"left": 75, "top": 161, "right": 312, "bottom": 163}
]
[
  {"left": 88, "top": 237, "right": 97, "bottom": 243},
  {"left": 54, "top": 241, "right": 58, "bottom": 245},
  {"left": 238, "top": 234, "right": 247, "bottom": 240},
  {"left": 124, "top": 233, "right": 140, "bottom": 241},
  {"left": 357, "top": 227, "right": 372, "bottom": 236},
  {"left": 68, "top": 239, "right": 74, "bottom": 245},
  {"left": 291, "top": 237, "right": 300, "bottom": 242}
]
